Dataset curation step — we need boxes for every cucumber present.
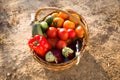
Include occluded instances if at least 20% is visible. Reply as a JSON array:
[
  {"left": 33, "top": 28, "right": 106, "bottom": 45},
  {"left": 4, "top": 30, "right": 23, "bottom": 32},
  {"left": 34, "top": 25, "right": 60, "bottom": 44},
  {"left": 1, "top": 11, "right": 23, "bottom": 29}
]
[
  {"left": 32, "top": 23, "right": 37, "bottom": 36},
  {"left": 45, "top": 15, "right": 53, "bottom": 26},
  {"left": 32, "top": 21, "right": 43, "bottom": 36}
]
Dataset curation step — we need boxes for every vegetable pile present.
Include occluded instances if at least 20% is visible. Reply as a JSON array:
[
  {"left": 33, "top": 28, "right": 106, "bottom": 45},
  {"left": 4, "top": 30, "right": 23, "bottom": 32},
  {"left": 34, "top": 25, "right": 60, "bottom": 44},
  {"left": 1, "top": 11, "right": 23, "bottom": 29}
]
[{"left": 28, "top": 11, "right": 85, "bottom": 63}]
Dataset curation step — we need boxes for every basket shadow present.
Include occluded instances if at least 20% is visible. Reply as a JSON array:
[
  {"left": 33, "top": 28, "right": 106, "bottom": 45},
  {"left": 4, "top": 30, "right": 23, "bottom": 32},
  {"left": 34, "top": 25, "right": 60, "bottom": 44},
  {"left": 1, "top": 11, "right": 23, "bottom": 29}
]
[{"left": 43, "top": 50, "right": 109, "bottom": 80}]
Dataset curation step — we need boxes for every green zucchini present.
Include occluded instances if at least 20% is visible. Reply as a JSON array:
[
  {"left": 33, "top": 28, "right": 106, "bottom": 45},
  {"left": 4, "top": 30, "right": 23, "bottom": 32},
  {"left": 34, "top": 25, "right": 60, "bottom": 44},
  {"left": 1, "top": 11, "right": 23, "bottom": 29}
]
[{"left": 32, "top": 21, "right": 43, "bottom": 37}]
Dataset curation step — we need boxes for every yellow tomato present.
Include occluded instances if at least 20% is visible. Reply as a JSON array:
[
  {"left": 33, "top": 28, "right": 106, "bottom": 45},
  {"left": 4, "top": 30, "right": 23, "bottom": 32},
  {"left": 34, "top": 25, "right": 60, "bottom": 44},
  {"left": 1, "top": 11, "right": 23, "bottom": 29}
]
[
  {"left": 52, "top": 13, "right": 59, "bottom": 17},
  {"left": 69, "top": 13, "right": 80, "bottom": 24},
  {"left": 52, "top": 17, "right": 64, "bottom": 27},
  {"left": 72, "top": 14, "right": 80, "bottom": 20}
]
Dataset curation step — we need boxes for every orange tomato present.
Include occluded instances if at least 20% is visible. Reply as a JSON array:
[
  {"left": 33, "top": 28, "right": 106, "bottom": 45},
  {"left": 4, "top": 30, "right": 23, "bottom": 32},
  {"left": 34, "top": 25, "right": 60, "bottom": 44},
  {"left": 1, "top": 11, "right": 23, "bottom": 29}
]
[
  {"left": 58, "top": 12, "right": 69, "bottom": 19},
  {"left": 52, "top": 13, "right": 59, "bottom": 17},
  {"left": 69, "top": 13, "right": 80, "bottom": 24},
  {"left": 75, "top": 26, "right": 84, "bottom": 38},
  {"left": 52, "top": 17, "right": 64, "bottom": 27},
  {"left": 63, "top": 20, "right": 75, "bottom": 29}
]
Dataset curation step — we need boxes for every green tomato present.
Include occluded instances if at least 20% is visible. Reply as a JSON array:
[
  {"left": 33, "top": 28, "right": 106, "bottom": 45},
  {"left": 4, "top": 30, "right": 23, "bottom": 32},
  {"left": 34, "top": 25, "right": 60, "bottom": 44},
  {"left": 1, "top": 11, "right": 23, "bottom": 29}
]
[{"left": 40, "top": 21, "right": 49, "bottom": 31}]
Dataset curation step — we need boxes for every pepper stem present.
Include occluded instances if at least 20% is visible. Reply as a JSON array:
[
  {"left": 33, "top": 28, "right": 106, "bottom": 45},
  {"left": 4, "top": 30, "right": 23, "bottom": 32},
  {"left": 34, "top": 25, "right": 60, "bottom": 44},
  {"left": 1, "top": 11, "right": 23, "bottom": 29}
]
[{"left": 33, "top": 40, "right": 39, "bottom": 46}]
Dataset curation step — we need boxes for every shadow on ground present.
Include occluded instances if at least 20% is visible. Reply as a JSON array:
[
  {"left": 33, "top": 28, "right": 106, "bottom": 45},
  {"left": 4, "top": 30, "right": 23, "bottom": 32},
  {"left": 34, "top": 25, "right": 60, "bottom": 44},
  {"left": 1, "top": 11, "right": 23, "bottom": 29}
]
[{"left": 43, "top": 50, "right": 109, "bottom": 80}]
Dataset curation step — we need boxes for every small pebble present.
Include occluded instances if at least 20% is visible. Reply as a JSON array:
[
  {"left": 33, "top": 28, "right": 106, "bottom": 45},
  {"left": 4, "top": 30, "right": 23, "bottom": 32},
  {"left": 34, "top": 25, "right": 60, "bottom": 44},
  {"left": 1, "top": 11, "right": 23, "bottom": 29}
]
[
  {"left": 12, "top": 67, "right": 17, "bottom": 71},
  {"left": 107, "top": 63, "right": 110, "bottom": 67},
  {"left": 6, "top": 73, "right": 11, "bottom": 76}
]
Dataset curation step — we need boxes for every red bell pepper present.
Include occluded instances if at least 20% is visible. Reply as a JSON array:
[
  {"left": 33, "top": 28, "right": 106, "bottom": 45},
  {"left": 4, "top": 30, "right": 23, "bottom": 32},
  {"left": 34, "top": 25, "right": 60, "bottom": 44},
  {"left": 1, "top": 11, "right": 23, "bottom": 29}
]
[{"left": 28, "top": 35, "right": 51, "bottom": 58}]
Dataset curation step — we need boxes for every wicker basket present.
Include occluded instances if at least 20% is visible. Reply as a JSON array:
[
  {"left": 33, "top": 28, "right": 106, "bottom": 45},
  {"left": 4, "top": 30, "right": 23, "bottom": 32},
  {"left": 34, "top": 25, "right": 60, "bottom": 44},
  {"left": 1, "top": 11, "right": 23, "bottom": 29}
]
[{"left": 31, "top": 7, "right": 89, "bottom": 71}]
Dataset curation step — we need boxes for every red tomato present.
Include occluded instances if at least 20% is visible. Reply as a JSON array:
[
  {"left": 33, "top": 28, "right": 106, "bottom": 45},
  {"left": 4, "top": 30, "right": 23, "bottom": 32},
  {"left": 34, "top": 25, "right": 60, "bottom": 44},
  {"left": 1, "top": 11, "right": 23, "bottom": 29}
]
[
  {"left": 56, "top": 40, "right": 67, "bottom": 49},
  {"left": 67, "top": 29, "right": 76, "bottom": 39},
  {"left": 47, "top": 27, "right": 57, "bottom": 38},
  {"left": 58, "top": 28, "right": 68, "bottom": 40},
  {"left": 47, "top": 38, "right": 58, "bottom": 47},
  {"left": 75, "top": 26, "right": 84, "bottom": 38}
]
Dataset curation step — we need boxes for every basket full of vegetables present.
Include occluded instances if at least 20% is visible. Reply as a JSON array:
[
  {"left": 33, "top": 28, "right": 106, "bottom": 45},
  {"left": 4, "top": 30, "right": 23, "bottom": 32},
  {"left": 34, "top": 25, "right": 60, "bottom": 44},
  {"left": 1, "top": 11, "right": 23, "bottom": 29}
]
[{"left": 28, "top": 7, "right": 89, "bottom": 71}]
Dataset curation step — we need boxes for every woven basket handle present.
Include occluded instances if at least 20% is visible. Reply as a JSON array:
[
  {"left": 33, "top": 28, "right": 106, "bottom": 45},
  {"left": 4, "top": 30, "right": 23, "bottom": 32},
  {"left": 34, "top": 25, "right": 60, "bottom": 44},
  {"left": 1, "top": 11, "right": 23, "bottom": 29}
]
[
  {"left": 35, "top": 7, "right": 84, "bottom": 29},
  {"left": 34, "top": 7, "right": 88, "bottom": 64}
]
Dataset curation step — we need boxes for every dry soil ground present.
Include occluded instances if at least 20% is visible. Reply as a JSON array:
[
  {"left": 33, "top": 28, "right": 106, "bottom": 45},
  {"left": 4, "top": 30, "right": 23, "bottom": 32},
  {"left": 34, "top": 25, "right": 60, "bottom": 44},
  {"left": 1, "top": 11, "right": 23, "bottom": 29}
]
[{"left": 0, "top": 0, "right": 120, "bottom": 80}]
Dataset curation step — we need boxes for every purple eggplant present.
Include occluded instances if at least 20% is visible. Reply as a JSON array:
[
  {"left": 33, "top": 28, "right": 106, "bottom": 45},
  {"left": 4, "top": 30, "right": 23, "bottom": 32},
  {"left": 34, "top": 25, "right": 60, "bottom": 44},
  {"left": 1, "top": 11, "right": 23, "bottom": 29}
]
[
  {"left": 45, "top": 49, "right": 64, "bottom": 63},
  {"left": 51, "top": 49, "right": 64, "bottom": 63}
]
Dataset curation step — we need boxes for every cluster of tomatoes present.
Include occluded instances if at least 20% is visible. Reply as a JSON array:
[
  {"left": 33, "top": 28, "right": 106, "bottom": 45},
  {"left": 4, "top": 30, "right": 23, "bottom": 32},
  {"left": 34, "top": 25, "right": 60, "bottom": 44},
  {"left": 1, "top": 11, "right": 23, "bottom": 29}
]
[
  {"left": 28, "top": 11, "right": 85, "bottom": 61},
  {"left": 45, "top": 12, "right": 84, "bottom": 50}
]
